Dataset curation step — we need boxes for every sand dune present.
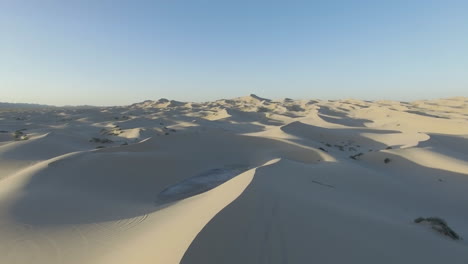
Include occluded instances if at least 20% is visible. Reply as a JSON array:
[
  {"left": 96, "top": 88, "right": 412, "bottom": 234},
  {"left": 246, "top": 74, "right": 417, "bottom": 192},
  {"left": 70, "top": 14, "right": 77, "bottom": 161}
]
[{"left": 0, "top": 95, "right": 467, "bottom": 263}]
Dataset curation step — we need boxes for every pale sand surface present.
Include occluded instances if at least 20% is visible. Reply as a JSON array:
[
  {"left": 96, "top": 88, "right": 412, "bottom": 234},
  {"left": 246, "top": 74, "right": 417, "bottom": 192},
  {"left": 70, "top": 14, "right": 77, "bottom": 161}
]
[{"left": 0, "top": 95, "right": 467, "bottom": 263}]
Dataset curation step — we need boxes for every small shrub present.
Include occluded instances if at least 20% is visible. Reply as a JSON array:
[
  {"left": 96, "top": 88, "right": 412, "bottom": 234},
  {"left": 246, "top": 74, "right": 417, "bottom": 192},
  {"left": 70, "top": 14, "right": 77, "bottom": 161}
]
[
  {"left": 89, "top": 137, "right": 113, "bottom": 143},
  {"left": 257, "top": 106, "right": 270, "bottom": 112},
  {"left": 414, "top": 217, "right": 461, "bottom": 240},
  {"left": 334, "top": 145, "right": 344, "bottom": 151},
  {"left": 350, "top": 153, "right": 363, "bottom": 160},
  {"left": 426, "top": 217, "right": 447, "bottom": 226},
  {"left": 414, "top": 217, "right": 425, "bottom": 223},
  {"left": 17, "top": 135, "right": 29, "bottom": 141},
  {"left": 101, "top": 126, "right": 122, "bottom": 136},
  {"left": 13, "top": 130, "right": 29, "bottom": 141}
]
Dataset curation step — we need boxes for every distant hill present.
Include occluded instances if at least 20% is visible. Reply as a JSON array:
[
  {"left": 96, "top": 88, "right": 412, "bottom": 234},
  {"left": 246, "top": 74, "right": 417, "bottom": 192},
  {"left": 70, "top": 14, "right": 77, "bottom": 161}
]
[
  {"left": 0, "top": 102, "right": 55, "bottom": 109},
  {"left": 0, "top": 102, "right": 102, "bottom": 109}
]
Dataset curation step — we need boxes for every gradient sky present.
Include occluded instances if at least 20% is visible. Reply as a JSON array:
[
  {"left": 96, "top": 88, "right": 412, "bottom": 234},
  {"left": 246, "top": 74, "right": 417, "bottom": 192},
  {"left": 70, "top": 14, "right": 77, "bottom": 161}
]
[{"left": 1, "top": 0, "right": 467, "bottom": 106}]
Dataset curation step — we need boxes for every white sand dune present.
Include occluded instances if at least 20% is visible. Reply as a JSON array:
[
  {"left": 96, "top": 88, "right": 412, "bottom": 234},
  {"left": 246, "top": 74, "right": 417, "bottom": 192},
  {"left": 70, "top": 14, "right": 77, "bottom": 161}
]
[{"left": 0, "top": 95, "right": 467, "bottom": 263}]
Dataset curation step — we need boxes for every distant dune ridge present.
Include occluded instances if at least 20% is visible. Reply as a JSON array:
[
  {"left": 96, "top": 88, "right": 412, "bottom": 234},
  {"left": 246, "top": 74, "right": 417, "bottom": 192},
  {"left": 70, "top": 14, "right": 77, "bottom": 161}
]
[
  {"left": 0, "top": 102, "right": 54, "bottom": 109},
  {"left": 0, "top": 95, "right": 468, "bottom": 264}
]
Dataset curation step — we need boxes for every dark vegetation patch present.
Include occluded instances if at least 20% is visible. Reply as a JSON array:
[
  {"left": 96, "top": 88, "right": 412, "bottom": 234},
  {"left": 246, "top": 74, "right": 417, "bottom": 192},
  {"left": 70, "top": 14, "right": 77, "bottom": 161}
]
[
  {"left": 310, "top": 179, "right": 335, "bottom": 188},
  {"left": 89, "top": 137, "right": 113, "bottom": 143},
  {"left": 13, "top": 130, "right": 29, "bottom": 141},
  {"left": 414, "top": 217, "right": 461, "bottom": 240},
  {"left": 101, "top": 126, "right": 122, "bottom": 136},
  {"left": 114, "top": 115, "right": 130, "bottom": 120},
  {"left": 350, "top": 153, "right": 363, "bottom": 160},
  {"left": 318, "top": 147, "right": 328, "bottom": 152}
]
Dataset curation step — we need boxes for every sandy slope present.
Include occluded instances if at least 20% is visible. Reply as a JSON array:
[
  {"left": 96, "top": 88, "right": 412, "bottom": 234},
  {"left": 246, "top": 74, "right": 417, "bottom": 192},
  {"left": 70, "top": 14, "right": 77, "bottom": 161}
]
[{"left": 0, "top": 95, "right": 467, "bottom": 263}]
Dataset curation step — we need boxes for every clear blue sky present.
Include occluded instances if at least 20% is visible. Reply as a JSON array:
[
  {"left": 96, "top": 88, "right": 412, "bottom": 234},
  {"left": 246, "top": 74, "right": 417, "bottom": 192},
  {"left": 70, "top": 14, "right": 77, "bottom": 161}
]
[{"left": 1, "top": 0, "right": 467, "bottom": 106}]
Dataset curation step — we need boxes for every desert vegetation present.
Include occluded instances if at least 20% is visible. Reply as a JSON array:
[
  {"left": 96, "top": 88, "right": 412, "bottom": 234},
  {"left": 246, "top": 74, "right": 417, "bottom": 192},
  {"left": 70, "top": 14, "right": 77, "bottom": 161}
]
[
  {"left": 89, "top": 137, "right": 113, "bottom": 144},
  {"left": 101, "top": 126, "right": 122, "bottom": 136},
  {"left": 13, "top": 129, "right": 29, "bottom": 141},
  {"left": 414, "top": 217, "right": 461, "bottom": 240}
]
